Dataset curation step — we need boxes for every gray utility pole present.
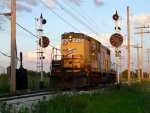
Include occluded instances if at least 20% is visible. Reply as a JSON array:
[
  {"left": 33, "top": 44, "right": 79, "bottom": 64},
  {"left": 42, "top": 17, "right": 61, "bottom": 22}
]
[
  {"left": 127, "top": 6, "right": 131, "bottom": 86},
  {"left": 146, "top": 49, "right": 150, "bottom": 79},
  {"left": 10, "top": 0, "right": 16, "bottom": 92},
  {"left": 134, "top": 25, "right": 150, "bottom": 80},
  {"left": 134, "top": 44, "right": 141, "bottom": 82},
  {"left": 131, "top": 62, "right": 134, "bottom": 77}
]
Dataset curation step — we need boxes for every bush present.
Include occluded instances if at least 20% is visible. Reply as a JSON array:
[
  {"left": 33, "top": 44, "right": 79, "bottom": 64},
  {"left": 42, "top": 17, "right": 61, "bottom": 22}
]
[{"left": 0, "top": 75, "right": 10, "bottom": 94}]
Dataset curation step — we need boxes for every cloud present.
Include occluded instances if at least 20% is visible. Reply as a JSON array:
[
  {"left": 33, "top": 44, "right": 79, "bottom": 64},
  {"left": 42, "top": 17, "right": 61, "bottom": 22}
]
[
  {"left": 66, "top": 0, "right": 104, "bottom": 7},
  {"left": 4, "top": 0, "right": 104, "bottom": 13},
  {"left": 0, "top": 15, "right": 8, "bottom": 31},
  {"left": 88, "top": 33, "right": 111, "bottom": 47},
  {"left": 18, "top": 0, "right": 38, "bottom": 6},
  {"left": 94, "top": 0, "right": 104, "bottom": 7},
  {"left": 42, "top": 0, "right": 57, "bottom": 9},
  {"left": 16, "top": 3, "right": 32, "bottom": 13},
  {"left": 132, "top": 13, "right": 150, "bottom": 26},
  {"left": 23, "top": 45, "right": 61, "bottom": 72},
  {"left": 66, "top": 0, "right": 83, "bottom": 6},
  {"left": 4, "top": 0, "right": 39, "bottom": 13}
]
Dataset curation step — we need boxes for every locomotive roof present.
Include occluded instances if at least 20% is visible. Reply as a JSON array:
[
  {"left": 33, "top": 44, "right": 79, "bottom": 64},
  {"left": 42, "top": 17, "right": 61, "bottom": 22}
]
[
  {"left": 62, "top": 32, "right": 110, "bottom": 52},
  {"left": 62, "top": 32, "right": 90, "bottom": 39}
]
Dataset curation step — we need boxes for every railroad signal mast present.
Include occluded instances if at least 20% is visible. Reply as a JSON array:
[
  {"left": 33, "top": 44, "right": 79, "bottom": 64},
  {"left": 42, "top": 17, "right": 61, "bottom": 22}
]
[
  {"left": 110, "top": 11, "right": 123, "bottom": 88},
  {"left": 35, "top": 14, "right": 49, "bottom": 88}
]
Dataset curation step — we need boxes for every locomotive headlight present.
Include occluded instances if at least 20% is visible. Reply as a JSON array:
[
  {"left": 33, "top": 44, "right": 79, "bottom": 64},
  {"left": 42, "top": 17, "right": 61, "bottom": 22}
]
[
  {"left": 68, "top": 36, "right": 72, "bottom": 42},
  {"left": 92, "top": 53, "right": 95, "bottom": 56}
]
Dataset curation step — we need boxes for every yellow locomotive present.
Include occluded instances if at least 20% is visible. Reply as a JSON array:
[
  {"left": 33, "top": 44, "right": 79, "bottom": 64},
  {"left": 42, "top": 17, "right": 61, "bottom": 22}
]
[{"left": 50, "top": 32, "right": 116, "bottom": 88}]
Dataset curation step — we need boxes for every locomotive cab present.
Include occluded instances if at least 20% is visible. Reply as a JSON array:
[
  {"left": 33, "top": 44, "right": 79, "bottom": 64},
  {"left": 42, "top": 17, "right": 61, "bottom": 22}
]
[{"left": 61, "top": 32, "right": 90, "bottom": 73}]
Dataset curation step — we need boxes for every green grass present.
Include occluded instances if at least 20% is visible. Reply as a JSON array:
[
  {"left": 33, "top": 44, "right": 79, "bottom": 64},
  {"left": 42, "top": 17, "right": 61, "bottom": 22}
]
[
  {"left": 29, "top": 81, "right": 150, "bottom": 113},
  {"left": 0, "top": 74, "right": 50, "bottom": 95},
  {"left": 0, "top": 76, "right": 10, "bottom": 95},
  {"left": 1, "top": 81, "right": 146, "bottom": 113},
  {"left": 1, "top": 80, "right": 150, "bottom": 113}
]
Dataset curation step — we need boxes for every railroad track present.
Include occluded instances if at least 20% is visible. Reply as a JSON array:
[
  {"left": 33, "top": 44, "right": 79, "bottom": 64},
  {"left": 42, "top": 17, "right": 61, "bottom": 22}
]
[
  {"left": 0, "top": 90, "right": 57, "bottom": 101},
  {"left": 0, "top": 90, "right": 63, "bottom": 112},
  {"left": 0, "top": 84, "right": 113, "bottom": 101},
  {"left": 0, "top": 84, "right": 113, "bottom": 112}
]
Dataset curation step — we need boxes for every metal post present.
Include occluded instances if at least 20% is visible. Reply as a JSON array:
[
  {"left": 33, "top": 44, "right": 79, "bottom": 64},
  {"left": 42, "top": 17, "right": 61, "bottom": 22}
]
[
  {"left": 120, "top": 59, "right": 122, "bottom": 78},
  {"left": 35, "top": 18, "right": 40, "bottom": 75},
  {"left": 127, "top": 6, "right": 131, "bottom": 86},
  {"left": 115, "top": 19, "right": 118, "bottom": 32},
  {"left": 40, "top": 15, "right": 44, "bottom": 88},
  {"left": 10, "top": 0, "right": 16, "bottom": 92},
  {"left": 115, "top": 19, "right": 120, "bottom": 85},
  {"left": 116, "top": 50, "right": 119, "bottom": 84},
  {"left": 119, "top": 57, "right": 124, "bottom": 78}
]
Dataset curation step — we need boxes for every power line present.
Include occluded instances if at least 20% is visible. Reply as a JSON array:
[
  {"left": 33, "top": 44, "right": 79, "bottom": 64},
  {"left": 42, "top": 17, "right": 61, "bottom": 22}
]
[
  {"left": 0, "top": 51, "right": 10, "bottom": 58},
  {"left": 0, "top": 50, "right": 20, "bottom": 60},
  {"left": 55, "top": 0, "right": 98, "bottom": 33},
  {"left": 53, "top": 0, "right": 108, "bottom": 42},
  {"left": 1, "top": 15, "right": 59, "bottom": 51},
  {"left": 0, "top": 0, "right": 6, "bottom": 30},
  {"left": 62, "top": 0, "right": 98, "bottom": 31},
  {"left": 40, "top": 0, "right": 109, "bottom": 46},
  {"left": 62, "top": 0, "right": 118, "bottom": 41},
  {"left": 40, "top": 0, "right": 80, "bottom": 32},
  {"left": 40, "top": 0, "right": 110, "bottom": 49},
  {"left": 6, "top": 16, "right": 38, "bottom": 38}
]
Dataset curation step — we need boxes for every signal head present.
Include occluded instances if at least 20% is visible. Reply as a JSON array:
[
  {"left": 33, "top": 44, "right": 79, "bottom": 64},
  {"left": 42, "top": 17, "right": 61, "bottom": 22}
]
[
  {"left": 110, "top": 33, "right": 123, "bottom": 47},
  {"left": 42, "top": 19, "right": 46, "bottom": 24},
  {"left": 112, "top": 10, "right": 119, "bottom": 21},
  {"left": 39, "top": 36, "right": 50, "bottom": 48}
]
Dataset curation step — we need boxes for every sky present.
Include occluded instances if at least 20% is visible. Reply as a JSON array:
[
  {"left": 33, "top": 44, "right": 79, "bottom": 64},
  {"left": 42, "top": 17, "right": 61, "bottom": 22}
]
[{"left": 0, "top": 0, "right": 150, "bottom": 74}]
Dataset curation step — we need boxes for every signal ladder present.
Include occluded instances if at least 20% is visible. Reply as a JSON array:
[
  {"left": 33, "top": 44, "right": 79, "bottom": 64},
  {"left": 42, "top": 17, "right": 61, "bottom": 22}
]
[{"left": 35, "top": 18, "right": 42, "bottom": 76}]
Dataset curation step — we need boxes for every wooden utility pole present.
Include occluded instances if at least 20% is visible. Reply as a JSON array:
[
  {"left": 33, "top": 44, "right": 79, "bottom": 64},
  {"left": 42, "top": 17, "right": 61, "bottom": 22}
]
[
  {"left": 127, "top": 6, "right": 131, "bottom": 86},
  {"left": 134, "top": 44, "right": 141, "bottom": 82},
  {"left": 134, "top": 26, "right": 150, "bottom": 80},
  {"left": 10, "top": 0, "right": 16, "bottom": 92},
  {"left": 146, "top": 49, "right": 150, "bottom": 79}
]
